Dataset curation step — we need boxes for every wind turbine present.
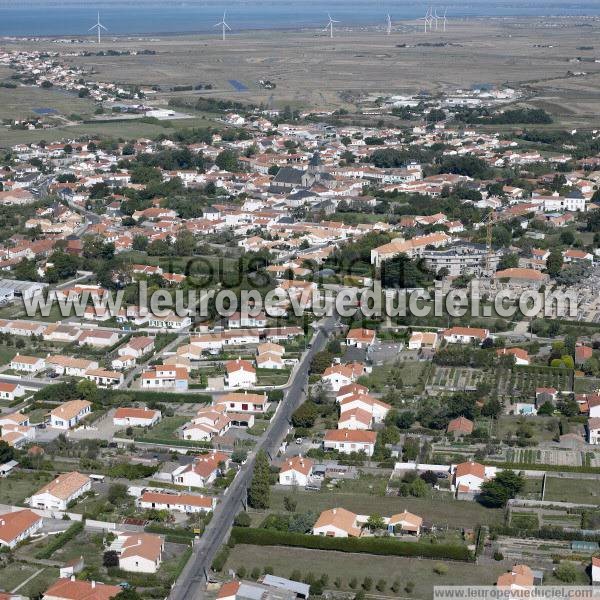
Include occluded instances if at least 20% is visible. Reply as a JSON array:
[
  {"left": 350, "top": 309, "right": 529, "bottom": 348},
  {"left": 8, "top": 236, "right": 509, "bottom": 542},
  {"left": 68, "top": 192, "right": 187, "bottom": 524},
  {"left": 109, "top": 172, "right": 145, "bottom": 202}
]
[
  {"left": 386, "top": 14, "right": 392, "bottom": 35},
  {"left": 89, "top": 11, "right": 107, "bottom": 44},
  {"left": 419, "top": 8, "right": 431, "bottom": 33},
  {"left": 434, "top": 8, "right": 440, "bottom": 31},
  {"left": 214, "top": 11, "right": 231, "bottom": 41},
  {"left": 324, "top": 13, "right": 339, "bottom": 39},
  {"left": 442, "top": 7, "right": 448, "bottom": 32}
]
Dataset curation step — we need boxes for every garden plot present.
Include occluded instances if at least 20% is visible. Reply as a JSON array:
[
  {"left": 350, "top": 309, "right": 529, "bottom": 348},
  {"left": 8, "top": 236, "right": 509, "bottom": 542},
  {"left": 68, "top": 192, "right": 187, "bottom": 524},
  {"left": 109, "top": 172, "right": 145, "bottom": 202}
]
[
  {"left": 428, "top": 367, "right": 487, "bottom": 391},
  {"left": 508, "top": 367, "right": 573, "bottom": 402},
  {"left": 505, "top": 447, "right": 583, "bottom": 467}
]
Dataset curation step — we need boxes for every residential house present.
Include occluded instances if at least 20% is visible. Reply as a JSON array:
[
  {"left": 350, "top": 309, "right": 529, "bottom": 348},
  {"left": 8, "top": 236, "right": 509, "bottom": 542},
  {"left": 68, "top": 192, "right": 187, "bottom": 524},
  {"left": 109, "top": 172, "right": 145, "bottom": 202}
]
[
  {"left": 49, "top": 400, "right": 92, "bottom": 429},
  {"left": 588, "top": 418, "right": 600, "bottom": 445},
  {"left": 83, "top": 369, "right": 123, "bottom": 389},
  {"left": 0, "top": 382, "right": 26, "bottom": 402},
  {"left": 171, "top": 451, "right": 229, "bottom": 488},
  {"left": 218, "top": 392, "right": 268, "bottom": 413},
  {"left": 323, "top": 429, "right": 377, "bottom": 457},
  {"left": 111, "top": 532, "right": 163, "bottom": 574},
  {"left": 408, "top": 331, "right": 438, "bottom": 351},
  {"left": 496, "top": 348, "right": 530, "bottom": 366},
  {"left": 113, "top": 407, "right": 161, "bottom": 428},
  {"left": 496, "top": 565, "right": 534, "bottom": 590},
  {"left": 29, "top": 471, "right": 91, "bottom": 511},
  {"left": 278, "top": 456, "right": 314, "bottom": 487},
  {"left": 46, "top": 356, "right": 99, "bottom": 377},
  {"left": 141, "top": 366, "right": 189, "bottom": 390},
  {"left": 345, "top": 328, "right": 376, "bottom": 349},
  {"left": 387, "top": 511, "right": 423, "bottom": 536},
  {"left": 225, "top": 359, "right": 257, "bottom": 388},
  {"left": 442, "top": 326, "right": 489, "bottom": 345},
  {"left": 447, "top": 416, "right": 474, "bottom": 437},
  {"left": 41, "top": 578, "right": 121, "bottom": 600},
  {"left": 0, "top": 509, "right": 43, "bottom": 548},
  {"left": 138, "top": 491, "right": 216, "bottom": 514},
  {"left": 312, "top": 507, "right": 362, "bottom": 538},
  {"left": 10, "top": 354, "right": 45, "bottom": 373}
]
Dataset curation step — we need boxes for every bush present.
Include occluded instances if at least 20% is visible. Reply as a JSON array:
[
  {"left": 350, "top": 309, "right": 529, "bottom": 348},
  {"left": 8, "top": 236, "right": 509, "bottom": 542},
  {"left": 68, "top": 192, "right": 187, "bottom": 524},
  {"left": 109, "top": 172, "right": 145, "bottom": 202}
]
[
  {"left": 36, "top": 521, "right": 84, "bottom": 559},
  {"left": 234, "top": 512, "right": 251, "bottom": 527},
  {"left": 230, "top": 527, "right": 472, "bottom": 561},
  {"left": 211, "top": 545, "right": 230, "bottom": 572}
]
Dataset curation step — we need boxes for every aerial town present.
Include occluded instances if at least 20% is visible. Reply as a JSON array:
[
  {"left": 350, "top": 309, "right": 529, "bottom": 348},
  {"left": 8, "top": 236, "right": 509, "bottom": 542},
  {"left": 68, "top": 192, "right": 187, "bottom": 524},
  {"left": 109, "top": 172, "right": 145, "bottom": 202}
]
[{"left": 1, "top": 13, "right": 600, "bottom": 600}]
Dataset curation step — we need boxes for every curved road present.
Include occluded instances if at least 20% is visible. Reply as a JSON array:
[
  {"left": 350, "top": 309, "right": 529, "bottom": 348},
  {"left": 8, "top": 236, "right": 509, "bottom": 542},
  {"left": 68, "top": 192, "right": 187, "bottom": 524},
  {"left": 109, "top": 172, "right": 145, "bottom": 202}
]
[{"left": 169, "top": 315, "right": 337, "bottom": 600}]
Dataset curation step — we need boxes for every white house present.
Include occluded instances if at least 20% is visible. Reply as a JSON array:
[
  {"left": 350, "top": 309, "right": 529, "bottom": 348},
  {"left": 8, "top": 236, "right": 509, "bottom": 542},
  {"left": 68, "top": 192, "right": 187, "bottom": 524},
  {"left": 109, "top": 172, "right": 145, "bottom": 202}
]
[
  {"left": 592, "top": 556, "right": 600, "bottom": 586},
  {"left": 46, "top": 355, "right": 99, "bottom": 377},
  {"left": 442, "top": 327, "right": 489, "bottom": 344},
  {"left": 225, "top": 359, "right": 257, "bottom": 388},
  {"left": 312, "top": 507, "right": 362, "bottom": 538},
  {"left": 338, "top": 409, "right": 372, "bottom": 430},
  {"left": 113, "top": 407, "right": 161, "bottom": 428},
  {"left": 278, "top": 456, "right": 314, "bottom": 487},
  {"left": 218, "top": 392, "right": 268, "bottom": 413},
  {"left": 322, "top": 363, "right": 367, "bottom": 392},
  {"left": 0, "top": 382, "right": 26, "bottom": 402},
  {"left": 323, "top": 429, "right": 377, "bottom": 457},
  {"left": 84, "top": 368, "right": 123, "bottom": 388},
  {"left": 408, "top": 331, "right": 438, "bottom": 351},
  {"left": 78, "top": 329, "right": 120, "bottom": 347},
  {"left": 111, "top": 532, "right": 163, "bottom": 574},
  {"left": 28, "top": 471, "right": 91, "bottom": 511},
  {"left": 138, "top": 491, "right": 216, "bottom": 514},
  {"left": 10, "top": 354, "right": 45, "bottom": 373},
  {"left": 49, "top": 400, "right": 92, "bottom": 429},
  {"left": 171, "top": 451, "right": 229, "bottom": 488},
  {"left": 452, "top": 461, "right": 496, "bottom": 494},
  {"left": 588, "top": 418, "right": 600, "bottom": 445},
  {"left": 118, "top": 336, "right": 155, "bottom": 358},
  {"left": 339, "top": 394, "right": 391, "bottom": 423},
  {"left": 345, "top": 328, "right": 376, "bottom": 349},
  {"left": 0, "top": 509, "right": 43, "bottom": 548},
  {"left": 141, "top": 365, "right": 189, "bottom": 390}
]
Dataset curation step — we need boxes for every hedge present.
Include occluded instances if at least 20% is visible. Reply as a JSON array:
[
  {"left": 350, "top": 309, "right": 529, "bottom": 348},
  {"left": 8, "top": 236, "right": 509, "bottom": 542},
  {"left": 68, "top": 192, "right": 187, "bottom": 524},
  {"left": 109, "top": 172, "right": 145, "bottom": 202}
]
[
  {"left": 35, "top": 520, "right": 84, "bottom": 559},
  {"left": 485, "top": 461, "right": 600, "bottom": 475},
  {"left": 230, "top": 527, "right": 473, "bottom": 561},
  {"left": 133, "top": 436, "right": 211, "bottom": 449},
  {"left": 491, "top": 525, "right": 600, "bottom": 543}
]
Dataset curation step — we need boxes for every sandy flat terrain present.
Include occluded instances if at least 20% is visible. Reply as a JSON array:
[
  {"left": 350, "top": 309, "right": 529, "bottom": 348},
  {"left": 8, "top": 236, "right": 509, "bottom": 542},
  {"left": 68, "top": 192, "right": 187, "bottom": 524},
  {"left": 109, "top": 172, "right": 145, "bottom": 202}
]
[{"left": 5, "top": 17, "right": 600, "bottom": 123}]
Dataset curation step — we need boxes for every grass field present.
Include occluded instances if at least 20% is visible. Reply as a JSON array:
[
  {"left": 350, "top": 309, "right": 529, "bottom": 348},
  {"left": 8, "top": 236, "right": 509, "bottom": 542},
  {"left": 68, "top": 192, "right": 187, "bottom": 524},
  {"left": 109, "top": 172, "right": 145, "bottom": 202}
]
[
  {"left": 0, "top": 562, "right": 59, "bottom": 597},
  {"left": 0, "top": 85, "right": 96, "bottom": 121},
  {"left": 0, "top": 471, "right": 53, "bottom": 505},
  {"left": 267, "top": 488, "right": 504, "bottom": 528},
  {"left": 358, "top": 360, "right": 427, "bottom": 393},
  {"left": 124, "top": 415, "right": 188, "bottom": 441},
  {"left": 543, "top": 477, "right": 600, "bottom": 505},
  {"left": 225, "top": 545, "right": 506, "bottom": 598}
]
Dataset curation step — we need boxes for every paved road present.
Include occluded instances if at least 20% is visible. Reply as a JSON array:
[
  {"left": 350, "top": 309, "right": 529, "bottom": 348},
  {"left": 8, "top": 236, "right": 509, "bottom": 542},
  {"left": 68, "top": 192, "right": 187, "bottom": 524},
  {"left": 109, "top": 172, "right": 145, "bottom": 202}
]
[{"left": 169, "top": 315, "right": 337, "bottom": 600}]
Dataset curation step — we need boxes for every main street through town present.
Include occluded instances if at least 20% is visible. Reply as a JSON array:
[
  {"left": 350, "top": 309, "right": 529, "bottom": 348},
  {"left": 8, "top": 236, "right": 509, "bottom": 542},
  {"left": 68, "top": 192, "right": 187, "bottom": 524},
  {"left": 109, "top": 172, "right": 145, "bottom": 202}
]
[{"left": 169, "top": 314, "right": 338, "bottom": 600}]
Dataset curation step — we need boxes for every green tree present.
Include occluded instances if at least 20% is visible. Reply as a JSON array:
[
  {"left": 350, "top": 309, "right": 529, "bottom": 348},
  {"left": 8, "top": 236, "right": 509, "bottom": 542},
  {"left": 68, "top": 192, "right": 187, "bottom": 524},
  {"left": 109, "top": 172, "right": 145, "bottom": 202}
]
[
  {"left": 554, "top": 562, "right": 577, "bottom": 583},
  {"left": 546, "top": 249, "right": 563, "bottom": 277},
  {"left": 215, "top": 149, "right": 240, "bottom": 172},
  {"left": 248, "top": 449, "right": 271, "bottom": 509}
]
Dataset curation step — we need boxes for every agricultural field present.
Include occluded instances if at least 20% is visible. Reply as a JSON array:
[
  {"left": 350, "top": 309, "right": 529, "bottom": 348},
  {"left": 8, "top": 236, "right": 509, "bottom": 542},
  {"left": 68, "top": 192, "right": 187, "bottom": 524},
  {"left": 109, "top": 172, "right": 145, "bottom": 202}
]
[
  {"left": 224, "top": 545, "right": 507, "bottom": 598},
  {"left": 503, "top": 366, "right": 573, "bottom": 403},
  {"left": 428, "top": 366, "right": 488, "bottom": 391}
]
